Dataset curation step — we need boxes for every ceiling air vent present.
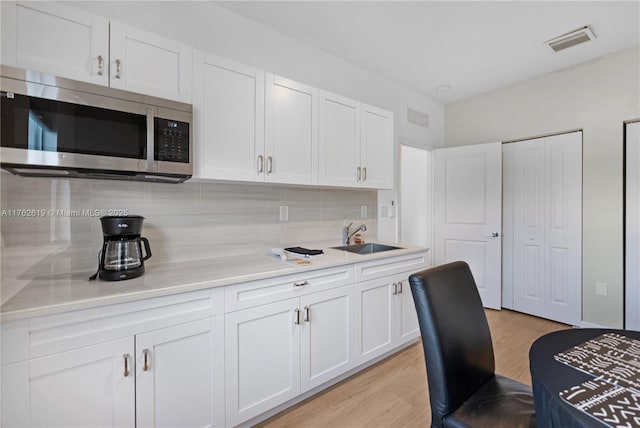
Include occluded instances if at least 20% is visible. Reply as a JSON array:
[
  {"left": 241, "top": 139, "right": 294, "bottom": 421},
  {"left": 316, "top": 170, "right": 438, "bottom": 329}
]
[
  {"left": 546, "top": 26, "right": 596, "bottom": 52},
  {"left": 407, "top": 108, "right": 429, "bottom": 129}
]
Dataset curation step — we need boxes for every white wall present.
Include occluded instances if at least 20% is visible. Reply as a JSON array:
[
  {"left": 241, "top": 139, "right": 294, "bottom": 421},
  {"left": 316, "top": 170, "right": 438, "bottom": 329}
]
[{"left": 445, "top": 47, "right": 640, "bottom": 328}]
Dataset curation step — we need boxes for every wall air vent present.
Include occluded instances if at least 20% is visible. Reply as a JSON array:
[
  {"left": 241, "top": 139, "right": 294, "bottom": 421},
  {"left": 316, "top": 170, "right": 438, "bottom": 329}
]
[
  {"left": 545, "top": 26, "right": 596, "bottom": 52},
  {"left": 407, "top": 108, "right": 430, "bottom": 129}
]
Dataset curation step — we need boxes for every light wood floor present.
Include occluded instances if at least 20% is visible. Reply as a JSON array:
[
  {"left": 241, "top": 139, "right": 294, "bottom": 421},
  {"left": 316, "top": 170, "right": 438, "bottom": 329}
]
[{"left": 256, "top": 309, "right": 568, "bottom": 428}]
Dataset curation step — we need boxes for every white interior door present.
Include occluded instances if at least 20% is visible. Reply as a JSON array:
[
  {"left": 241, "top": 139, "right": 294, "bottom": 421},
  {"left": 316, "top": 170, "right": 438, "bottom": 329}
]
[
  {"left": 504, "top": 132, "right": 582, "bottom": 325},
  {"left": 626, "top": 121, "right": 640, "bottom": 330},
  {"left": 434, "top": 142, "right": 502, "bottom": 309}
]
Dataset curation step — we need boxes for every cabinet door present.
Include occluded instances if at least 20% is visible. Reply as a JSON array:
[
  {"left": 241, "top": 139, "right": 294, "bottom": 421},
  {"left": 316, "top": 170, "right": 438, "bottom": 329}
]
[
  {"left": 27, "top": 337, "right": 135, "bottom": 427},
  {"left": 136, "top": 317, "right": 224, "bottom": 428},
  {"left": 194, "top": 52, "right": 265, "bottom": 181},
  {"left": 355, "top": 277, "right": 395, "bottom": 365},
  {"left": 395, "top": 278, "right": 420, "bottom": 345},
  {"left": 361, "top": 104, "right": 394, "bottom": 189},
  {"left": 1, "top": 1, "right": 109, "bottom": 85},
  {"left": 265, "top": 74, "right": 318, "bottom": 184},
  {"left": 225, "top": 299, "right": 301, "bottom": 426},
  {"left": 300, "top": 286, "right": 355, "bottom": 392},
  {"left": 318, "top": 91, "right": 360, "bottom": 187},
  {"left": 109, "top": 21, "right": 192, "bottom": 102}
]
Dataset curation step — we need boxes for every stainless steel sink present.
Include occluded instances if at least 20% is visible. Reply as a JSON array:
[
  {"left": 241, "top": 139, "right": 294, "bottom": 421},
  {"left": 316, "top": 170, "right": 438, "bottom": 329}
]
[{"left": 331, "top": 243, "right": 404, "bottom": 254}]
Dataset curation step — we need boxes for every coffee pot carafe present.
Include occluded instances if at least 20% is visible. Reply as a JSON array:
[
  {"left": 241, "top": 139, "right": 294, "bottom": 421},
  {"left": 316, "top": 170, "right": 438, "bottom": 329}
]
[{"left": 90, "top": 215, "right": 152, "bottom": 281}]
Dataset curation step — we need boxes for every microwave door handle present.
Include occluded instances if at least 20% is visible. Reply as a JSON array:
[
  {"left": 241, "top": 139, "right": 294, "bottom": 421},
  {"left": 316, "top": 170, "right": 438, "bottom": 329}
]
[{"left": 146, "top": 107, "right": 155, "bottom": 171}]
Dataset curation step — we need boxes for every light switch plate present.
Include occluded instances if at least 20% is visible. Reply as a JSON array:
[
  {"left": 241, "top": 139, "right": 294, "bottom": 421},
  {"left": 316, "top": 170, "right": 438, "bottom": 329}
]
[{"left": 595, "top": 281, "right": 608, "bottom": 296}]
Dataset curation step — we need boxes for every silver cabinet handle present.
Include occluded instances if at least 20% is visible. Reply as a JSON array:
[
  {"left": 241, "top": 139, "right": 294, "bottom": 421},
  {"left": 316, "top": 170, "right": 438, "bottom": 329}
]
[
  {"left": 97, "top": 55, "right": 104, "bottom": 76},
  {"left": 257, "top": 155, "right": 264, "bottom": 173},
  {"left": 398, "top": 281, "right": 403, "bottom": 294},
  {"left": 123, "top": 353, "right": 130, "bottom": 377},
  {"left": 115, "top": 59, "right": 121, "bottom": 79},
  {"left": 143, "top": 349, "right": 151, "bottom": 371},
  {"left": 303, "top": 305, "right": 310, "bottom": 322},
  {"left": 491, "top": 232, "right": 500, "bottom": 237},
  {"left": 294, "top": 308, "right": 301, "bottom": 325},
  {"left": 357, "top": 167, "right": 361, "bottom": 182},
  {"left": 392, "top": 282, "right": 398, "bottom": 295},
  {"left": 363, "top": 167, "right": 367, "bottom": 182},
  {"left": 267, "top": 156, "right": 273, "bottom": 174},
  {"left": 293, "top": 281, "right": 308, "bottom": 288}
]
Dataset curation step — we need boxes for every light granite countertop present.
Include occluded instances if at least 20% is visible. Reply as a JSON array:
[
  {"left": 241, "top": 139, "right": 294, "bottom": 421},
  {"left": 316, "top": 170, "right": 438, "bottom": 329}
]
[{"left": 1, "top": 241, "right": 428, "bottom": 322}]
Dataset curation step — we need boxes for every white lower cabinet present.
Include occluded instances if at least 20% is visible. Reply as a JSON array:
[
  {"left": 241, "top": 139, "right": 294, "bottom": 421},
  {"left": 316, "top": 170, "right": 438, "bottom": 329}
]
[
  {"left": 300, "top": 286, "right": 355, "bottom": 392},
  {"left": 16, "top": 337, "right": 135, "bottom": 428},
  {"left": 136, "top": 317, "right": 225, "bottom": 428},
  {"left": 225, "top": 285, "right": 354, "bottom": 426},
  {"left": 355, "top": 272, "right": 420, "bottom": 365},
  {"left": 2, "top": 317, "right": 224, "bottom": 428},
  {"left": 1, "top": 289, "right": 225, "bottom": 428}
]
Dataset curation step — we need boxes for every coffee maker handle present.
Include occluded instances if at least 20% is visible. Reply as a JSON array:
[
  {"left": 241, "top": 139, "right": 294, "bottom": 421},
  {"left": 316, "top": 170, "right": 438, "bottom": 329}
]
[{"left": 141, "top": 237, "right": 152, "bottom": 261}]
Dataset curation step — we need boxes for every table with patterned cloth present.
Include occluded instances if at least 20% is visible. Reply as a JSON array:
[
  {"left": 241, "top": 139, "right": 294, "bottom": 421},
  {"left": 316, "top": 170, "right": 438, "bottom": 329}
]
[{"left": 529, "top": 328, "right": 640, "bottom": 428}]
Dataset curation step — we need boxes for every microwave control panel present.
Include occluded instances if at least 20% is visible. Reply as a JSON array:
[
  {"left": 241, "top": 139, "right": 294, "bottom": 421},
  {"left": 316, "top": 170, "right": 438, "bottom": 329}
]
[{"left": 155, "top": 118, "right": 190, "bottom": 163}]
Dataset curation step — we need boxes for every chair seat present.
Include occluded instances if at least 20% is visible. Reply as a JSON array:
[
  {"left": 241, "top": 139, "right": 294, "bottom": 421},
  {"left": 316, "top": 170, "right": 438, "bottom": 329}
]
[{"left": 443, "top": 374, "right": 537, "bottom": 428}]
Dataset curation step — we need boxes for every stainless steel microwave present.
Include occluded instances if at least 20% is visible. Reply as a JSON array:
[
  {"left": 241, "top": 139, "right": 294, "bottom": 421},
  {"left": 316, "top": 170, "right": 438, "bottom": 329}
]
[{"left": 0, "top": 66, "right": 192, "bottom": 183}]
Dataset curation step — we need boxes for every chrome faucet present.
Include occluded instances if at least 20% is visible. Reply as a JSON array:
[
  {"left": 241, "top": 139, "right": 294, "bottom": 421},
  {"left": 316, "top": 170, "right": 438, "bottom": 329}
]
[{"left": 343, "top": 222, "right": 367, "bottom": 245}]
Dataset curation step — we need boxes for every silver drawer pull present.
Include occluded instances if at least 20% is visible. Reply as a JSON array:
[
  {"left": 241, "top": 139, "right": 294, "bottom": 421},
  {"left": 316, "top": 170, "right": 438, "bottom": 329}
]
[
  {"left": 123, "top": 354, "right": 130, "bottom": 377},
  {"left": 294, "top": 308, "right": 301, "bottom": 325},
  {"left": 143, "top": 349, "right": 150, "bottom": 371},
  {"left": 257, "top": 155, "right": 264, "bottom": 173},
  {"left": 392, "top": 283, "right": 398, "bottom": 295},
  {"left": 97, "top": 55, "right": 104, "bottom": 76},
  {"left": 398, "top": 281, "right": 403, "bottom": 294},
  {"left": 115, "top": 59, "right": 121, "bottom": 79},
  {"left": 304, "top": 305, "right": 310, "bottom": 322},
  {"left": 267, "top": 156, "right": 273, "bottom": 174},
  {"left": 293, "top": 281, "right": 308, "bottom": 288}
]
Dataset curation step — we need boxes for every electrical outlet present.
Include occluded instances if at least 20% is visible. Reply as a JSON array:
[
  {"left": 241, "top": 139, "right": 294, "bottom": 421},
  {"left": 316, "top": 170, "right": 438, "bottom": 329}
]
[
  {"left": 595, "top": 281, "right": 608, "bottom": 296},
  {"left": 361, "top": 205, "right": 368, "bottom": 218},
  {"left": 279, "top": 205, "right": 289, "bottom": 222}
]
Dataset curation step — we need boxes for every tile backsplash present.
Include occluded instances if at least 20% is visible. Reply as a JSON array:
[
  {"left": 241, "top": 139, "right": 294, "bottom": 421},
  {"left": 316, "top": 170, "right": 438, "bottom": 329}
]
[{"left": 1, "top": 173, "right": 377, "bottom": 285}]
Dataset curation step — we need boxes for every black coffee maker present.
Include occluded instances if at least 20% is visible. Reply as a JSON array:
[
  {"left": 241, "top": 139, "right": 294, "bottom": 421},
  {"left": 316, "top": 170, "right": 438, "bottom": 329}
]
[{"left": 90, "top": 215, "right": 152, "bottom": 281}]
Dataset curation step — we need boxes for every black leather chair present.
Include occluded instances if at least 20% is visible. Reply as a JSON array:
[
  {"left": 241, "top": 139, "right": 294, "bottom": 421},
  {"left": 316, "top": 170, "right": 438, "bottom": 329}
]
[{"left": 408, "top": 261, "right": 536, "bottom": 428}]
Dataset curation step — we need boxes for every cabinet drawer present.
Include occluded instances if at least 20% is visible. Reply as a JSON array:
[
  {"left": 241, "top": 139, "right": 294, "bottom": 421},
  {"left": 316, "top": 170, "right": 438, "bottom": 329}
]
[
  {"left": 19, "top": 288, "right": 222, "bottom": 360},
  {"left": 225, "top": 265, "right": 355, "bottom": 312},
  {"left": 356, "top": 252, "right": 428, "bottom": 283}
]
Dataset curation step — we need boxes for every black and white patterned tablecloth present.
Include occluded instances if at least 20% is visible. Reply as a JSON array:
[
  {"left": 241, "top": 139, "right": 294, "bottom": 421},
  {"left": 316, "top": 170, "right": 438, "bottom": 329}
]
[{"left": 555, "top": 333, "right": 640, "bottom": 427}]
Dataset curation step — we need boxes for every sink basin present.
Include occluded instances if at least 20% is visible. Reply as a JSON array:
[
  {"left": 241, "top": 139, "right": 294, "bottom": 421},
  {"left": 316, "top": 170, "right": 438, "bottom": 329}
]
[{"left": 331, "top": 243, "right": 404, "bottom": 255}]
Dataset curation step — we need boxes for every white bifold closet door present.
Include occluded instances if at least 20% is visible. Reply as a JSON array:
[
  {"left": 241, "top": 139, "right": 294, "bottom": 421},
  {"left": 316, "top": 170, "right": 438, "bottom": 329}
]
[
  {"left": 626, "top": 121, "right": 640, "bottom": 330},
  {"left": 503, "top": 131, "right": 582, "bottom": 325}
]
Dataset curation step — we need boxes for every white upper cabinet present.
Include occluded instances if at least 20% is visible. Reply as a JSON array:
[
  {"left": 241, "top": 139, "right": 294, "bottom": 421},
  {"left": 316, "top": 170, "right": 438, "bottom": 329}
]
[
  {"left": 1, "top": 1, "right": 192, "bottom": 102},
  {"left": 193, "top": 52, "right": 265, "bottom": 181},
  {"left": 265, "top": 74, "right": 318, "bottom": 185},
  {"left": 360, "top": 104, "right": 394, "bottom": 189},
  {"left": 109, "top": 22, "right": 192, "bottom": 103},
  {"left": 1, "top": 1, "right": 109, "bottom": 85},
  {"left": 318, "top": 91, "right": 361, "bottom": 187},
  {"left": 319, "top": 91, "right": 394, "bottom": 189}
]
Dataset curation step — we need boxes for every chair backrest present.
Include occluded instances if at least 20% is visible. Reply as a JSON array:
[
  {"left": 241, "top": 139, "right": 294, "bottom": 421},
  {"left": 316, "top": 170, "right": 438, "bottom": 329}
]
[{"left": 408, "top": 261, "right": 496, "bottom": 427}]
